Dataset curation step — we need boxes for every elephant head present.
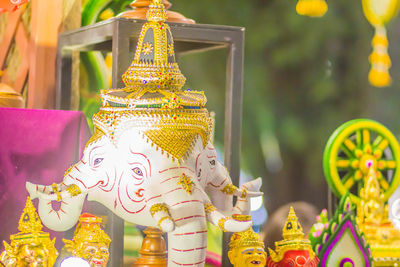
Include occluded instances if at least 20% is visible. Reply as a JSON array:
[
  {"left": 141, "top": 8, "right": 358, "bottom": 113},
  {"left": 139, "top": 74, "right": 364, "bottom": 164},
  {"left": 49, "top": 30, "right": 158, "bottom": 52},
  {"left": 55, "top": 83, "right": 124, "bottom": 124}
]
[{"left": 26, "top": 2, "right": 264, "bottom": 265}]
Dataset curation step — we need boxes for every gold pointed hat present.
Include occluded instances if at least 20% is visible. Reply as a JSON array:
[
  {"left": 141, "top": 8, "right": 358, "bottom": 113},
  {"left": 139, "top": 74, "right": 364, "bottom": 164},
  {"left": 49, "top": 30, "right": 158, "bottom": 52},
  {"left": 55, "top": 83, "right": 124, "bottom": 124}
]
[
  {"left": 3, "top": 197, "right": 58, "bottom": 265},
  {"left": 93, "top": 0, "right": 212, "bottom": 162},
  {"left": 122, "top": 0, "right": 186, "bottom": 92},
  {"left": 268, "top": 207, "right": 316, "bottom": 263}
]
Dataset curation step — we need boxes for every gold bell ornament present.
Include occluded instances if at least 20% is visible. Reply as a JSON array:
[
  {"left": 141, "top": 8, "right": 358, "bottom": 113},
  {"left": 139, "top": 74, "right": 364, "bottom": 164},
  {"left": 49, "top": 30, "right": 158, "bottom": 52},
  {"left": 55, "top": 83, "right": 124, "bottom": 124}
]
[
  {"left": 362, "top": 0, "right": 400, "bottom": 87},
  {"left": 296, "top": 0, "right": 328, "bottom": 17}
]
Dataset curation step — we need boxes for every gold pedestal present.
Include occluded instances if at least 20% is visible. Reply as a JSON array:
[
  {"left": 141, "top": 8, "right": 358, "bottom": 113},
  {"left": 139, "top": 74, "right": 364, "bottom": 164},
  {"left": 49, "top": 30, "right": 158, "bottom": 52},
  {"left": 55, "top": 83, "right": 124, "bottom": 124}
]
[
  {"left": 120, "top": 0, "right": 195, "bottom": 24},
  {"left": 132, "top": 227, "right": 167, "bottom": 267}
]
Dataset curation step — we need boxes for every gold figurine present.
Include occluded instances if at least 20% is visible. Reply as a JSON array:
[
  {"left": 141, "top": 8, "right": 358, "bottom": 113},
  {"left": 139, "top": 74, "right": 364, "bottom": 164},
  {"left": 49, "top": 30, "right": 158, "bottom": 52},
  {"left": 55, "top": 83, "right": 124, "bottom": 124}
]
[
  {"left": 0, "top": 197, "right": 58, "bottom": 267},
  {"left": 267, "top": 207, "right": 319, "bottom": 267},
  {"left": 228, "top": 215, "right": 267, "bottom": 267},
  {"left": 356, "top": 167, "right": 400, "bottom": 265},
  {"left": 62, "top": 213, "right": 111, "bottom": 267}
]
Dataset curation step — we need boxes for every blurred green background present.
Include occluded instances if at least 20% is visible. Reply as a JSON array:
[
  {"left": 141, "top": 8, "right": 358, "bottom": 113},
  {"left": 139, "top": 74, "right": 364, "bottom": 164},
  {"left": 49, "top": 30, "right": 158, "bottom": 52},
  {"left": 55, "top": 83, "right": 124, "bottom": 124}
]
[
  {"left": 172, "top": 0, "right": 400, "bottom": 212},
  {"left": 80, "top": 0, "right": 400, "bottom": 213}
]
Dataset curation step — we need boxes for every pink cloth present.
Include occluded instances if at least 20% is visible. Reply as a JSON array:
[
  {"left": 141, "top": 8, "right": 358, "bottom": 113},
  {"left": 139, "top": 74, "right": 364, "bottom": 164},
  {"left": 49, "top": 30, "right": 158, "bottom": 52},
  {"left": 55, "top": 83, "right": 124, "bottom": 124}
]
[{"left": 0, "top": 107, "right": 91, "bottom": 250}]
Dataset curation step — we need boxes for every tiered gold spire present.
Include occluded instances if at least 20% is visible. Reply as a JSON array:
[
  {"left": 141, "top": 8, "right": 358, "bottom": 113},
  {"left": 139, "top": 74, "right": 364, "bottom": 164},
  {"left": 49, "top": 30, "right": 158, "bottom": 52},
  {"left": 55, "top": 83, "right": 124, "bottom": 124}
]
[
  {"left": 1, "top": 197, "right": 58, "bottom": 266},
  {"left": 268, "top": 207, "right": 316, "bottom": 263},
  {"left": 17, "top": 196, "right": 43, "bottom": 233},
  {"left": 92, "top": 0, "right": 212, "bottom": 162},
  {"left": 121, "top": 0, "right": 185, "bottom": 93},
  {"left": 282, "top": 206, "right": 304, "bottom": 240}
]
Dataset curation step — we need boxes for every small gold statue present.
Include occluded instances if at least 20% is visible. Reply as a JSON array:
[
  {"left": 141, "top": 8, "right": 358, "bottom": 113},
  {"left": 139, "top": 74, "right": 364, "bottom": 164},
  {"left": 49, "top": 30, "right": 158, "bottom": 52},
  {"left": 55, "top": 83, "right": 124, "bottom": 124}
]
[
  {"left": 62, "top": 213, "right": 111, "bottom": 267},
  {"left": 0, "top": 197, "right": 58, "bottom": 267},
  {"left": 228, "top": 215, "right": 267, "bottom": 267},
  {"left": 267, "top": 207, "right": 319, "bottom": 267},
  {"left": 356, "top": 167, "right": 400, "bottom": 265},
  {"left": 357, "top": 167, "right": 387, "bottom": 225}
]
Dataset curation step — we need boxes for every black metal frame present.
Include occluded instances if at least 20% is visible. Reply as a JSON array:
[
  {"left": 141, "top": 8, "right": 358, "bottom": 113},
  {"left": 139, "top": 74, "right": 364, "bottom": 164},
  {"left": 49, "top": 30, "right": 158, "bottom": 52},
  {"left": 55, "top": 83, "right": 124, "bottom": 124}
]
[{"left": 56, "top": 17, "right": 245, "bottom": 267}]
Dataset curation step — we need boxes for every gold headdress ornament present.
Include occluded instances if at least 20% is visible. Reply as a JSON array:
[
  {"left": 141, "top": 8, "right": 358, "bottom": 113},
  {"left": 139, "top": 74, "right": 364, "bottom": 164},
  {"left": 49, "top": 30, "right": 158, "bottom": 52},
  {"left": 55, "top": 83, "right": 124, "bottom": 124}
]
[
  {"left": 92, "top": 0, "right": 212, "bottom": 162},
  {"left": 268, "top": 207, "right": 316, "bottom": 262},
  {"left": 1, "top": 197, "right": 58, "bottom": 266},
  {"left": 229, "top": 228, "right": 264, "bottom": 251},
  {"left": 63, "top": 213, "right": 111, "bottom": 250}
]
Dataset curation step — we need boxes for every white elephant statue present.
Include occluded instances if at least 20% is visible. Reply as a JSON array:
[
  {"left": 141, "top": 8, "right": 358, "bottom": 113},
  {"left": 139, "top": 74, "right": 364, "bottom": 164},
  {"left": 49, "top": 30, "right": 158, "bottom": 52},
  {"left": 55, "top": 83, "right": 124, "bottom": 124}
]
[
  {"left": 26, "top": 1, "right": 263, "bottom": 266},
  {"left": 26, "top": 128, "right": 261, "bottom": 266}
]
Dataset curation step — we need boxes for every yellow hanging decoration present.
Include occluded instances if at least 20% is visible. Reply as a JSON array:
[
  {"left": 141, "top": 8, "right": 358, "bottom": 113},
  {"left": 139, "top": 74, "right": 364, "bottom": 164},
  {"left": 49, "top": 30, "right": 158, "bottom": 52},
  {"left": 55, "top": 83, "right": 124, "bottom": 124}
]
[
  {"left": 362, "top": 0, "right": 400, "bottom": 87},
  {"left": 296, "top": 0, "right": 328, "bottom": 18}
]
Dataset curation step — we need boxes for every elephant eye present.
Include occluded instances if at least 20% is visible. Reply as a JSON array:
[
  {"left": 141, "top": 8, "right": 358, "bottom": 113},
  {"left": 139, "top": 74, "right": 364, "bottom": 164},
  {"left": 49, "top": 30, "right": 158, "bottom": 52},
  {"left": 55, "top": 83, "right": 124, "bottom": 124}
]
[
  {"left": 94, "top": 158, "right": 104, "bottom": 166},
  {"left": 210, "top": 160, "right": 215, "bottom": 166},
  {"left": 132, "top": 167, "right": 143, "bottom": 176}
]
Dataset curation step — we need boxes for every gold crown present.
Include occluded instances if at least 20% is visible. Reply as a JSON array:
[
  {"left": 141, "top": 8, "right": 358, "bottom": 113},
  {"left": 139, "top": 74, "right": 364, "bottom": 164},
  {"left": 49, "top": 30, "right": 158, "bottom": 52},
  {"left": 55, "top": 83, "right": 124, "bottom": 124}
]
[
  {"left": 3, "top": 197, "right": 58, "bottom": 266},
  {"left": 91, "top": 0, "right": 212, "bottom": 162},
  {"left": 229, "top": 229, "right": 264, "bottom": 251},
  {"left": 268, "top": 207, "right": 316, "bottom": 263},
  {"left": 63, "top": 213, "right": 111, "bottom": 256}
]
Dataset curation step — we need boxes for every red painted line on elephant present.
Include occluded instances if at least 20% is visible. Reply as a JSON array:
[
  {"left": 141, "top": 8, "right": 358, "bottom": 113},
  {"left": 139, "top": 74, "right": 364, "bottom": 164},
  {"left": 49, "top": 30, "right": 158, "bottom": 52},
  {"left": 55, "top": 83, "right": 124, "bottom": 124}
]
[
  {"left": 159, "top": 166, "right": 194, "bottom": 174},
  {"left": 171, "top": 200, "right": 203, "bottom": 207},
  {"left": 61, "top": 201, "right": 68, "bottom": 205},
  {"left": 164, "top": 187, "right": 182, "bottom": 195},
  {"left": 125, "top": 184, "right": 144, "bottom": 203},
  {"left": 171, "top": 260, "right": 205, "bottom": 266},
  {"left": 172, "top": 246, "right": 207, "bottom": 252},
  {"left": 60, "top": 208, "right": 66, "bottom": 214},
  {"left": 87, "top": 180, "right": 102, "bottom": 189},
  {"left": 47, "top": 201, "right": 52, "bottom": 205},
  {"left": 100, "top": 170, "right": 117, "bottom": 192},
  {"left": 75, "top": 178, "right": 88, "bottom": 189},
  {"left": 36, "top": 185, "right": 38, "bottom": 191},
  {"left": 175, "top": 215, "right": 205, "bottom": 222},
  {"left": 207, "top": 155, "right": 216, "bottom": 159},
  {"left": 56, "top": 211, "right": 61, "bottom": 220},
  {"left": 74, "top": 165, "right": 81, "bottom": 172},
  {"left": 207, "top": 146, "right": 215, "bottom": 151},
  {"left": 68, "top": 174, "right": 76, "bottom": 181},
  {"left": 117, "top": 175, "right": 146, "bottom": 214},
  {"left": 161, "top": 176, "right": 179, "bottom": 184},
  {"left": 48, "top": 210, "right": 54, "bottom": 214},
  {"left": 146, "top": 194, "right": 161, "bottom": 202},
  {"left": 236, "top": 199, "right": 247, "bottom": 202},
  {"left": 43, "top": 186, "right": 46, "bottom": 192},
  {"left": 173, "top": 230, "right": 207, "bottom": 236},
  {"left": 208, "top": 178, "right": 227, "bottom": 188},
  {"left": 234, "top": 206, "right": 243, "bottom": 212}
]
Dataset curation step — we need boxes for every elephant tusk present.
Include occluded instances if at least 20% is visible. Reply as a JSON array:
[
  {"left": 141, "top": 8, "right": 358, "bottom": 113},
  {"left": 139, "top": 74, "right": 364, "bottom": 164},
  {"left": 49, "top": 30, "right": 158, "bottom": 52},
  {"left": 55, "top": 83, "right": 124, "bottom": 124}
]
[{"left": 32, "top": 185, "right": 82, "bottom": 201}]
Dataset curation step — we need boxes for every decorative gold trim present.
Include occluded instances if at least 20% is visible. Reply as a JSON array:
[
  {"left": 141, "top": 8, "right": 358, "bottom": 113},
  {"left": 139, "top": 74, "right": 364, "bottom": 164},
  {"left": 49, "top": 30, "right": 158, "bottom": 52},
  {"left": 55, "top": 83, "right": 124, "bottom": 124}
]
[
  {"left": 150, "top": 203, "right": 169, "bottom": 216},
  {"left": 232, "top": 214, "right": 251, "bottom": 222},
  {"left": 66, "top": 184, "right": 82, "bottom": 197},
  {"left": 204, "top": 203, "right": 217, "bottom": 214},
  {"left": 177, "top": 173, "right": 194, "bottom": 195},
  {"left": 221, "top": 183, "right": 238, "bottom": 195},
  {"left": 218, "top": 217, "right": 230, "bottom": 232},
  {"left": 158, "top": 216, "right": 173, "bottom": 229}
]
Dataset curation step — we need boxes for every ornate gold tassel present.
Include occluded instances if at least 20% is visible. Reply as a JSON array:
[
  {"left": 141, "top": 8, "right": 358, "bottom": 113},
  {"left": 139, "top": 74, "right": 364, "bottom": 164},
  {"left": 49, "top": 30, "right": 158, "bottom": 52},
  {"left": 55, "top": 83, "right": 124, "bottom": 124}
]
[{"left": 368, "top": 26, "right": 392, "bottom": 87}]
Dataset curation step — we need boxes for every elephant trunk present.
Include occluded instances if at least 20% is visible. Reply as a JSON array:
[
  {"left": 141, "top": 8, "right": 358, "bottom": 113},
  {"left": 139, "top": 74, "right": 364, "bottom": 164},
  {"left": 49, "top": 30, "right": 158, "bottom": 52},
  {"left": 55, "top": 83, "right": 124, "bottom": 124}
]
[{"left": 26, "top": 182, "right": 87, "bottom": 231}]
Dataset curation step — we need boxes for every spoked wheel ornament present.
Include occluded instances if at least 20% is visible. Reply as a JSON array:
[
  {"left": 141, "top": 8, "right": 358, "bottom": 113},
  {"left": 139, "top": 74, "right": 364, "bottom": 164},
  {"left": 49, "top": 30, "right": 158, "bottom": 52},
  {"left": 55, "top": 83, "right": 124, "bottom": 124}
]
[{"left": 323, "top": 119, "right": 400, "bottom": 204}]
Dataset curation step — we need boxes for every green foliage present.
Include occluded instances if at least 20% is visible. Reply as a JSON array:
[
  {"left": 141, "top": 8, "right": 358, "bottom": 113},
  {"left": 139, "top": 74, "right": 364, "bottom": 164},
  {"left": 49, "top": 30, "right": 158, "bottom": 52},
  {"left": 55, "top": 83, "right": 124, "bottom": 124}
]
[{"left": 174, "top": 0, "right": 400, "bottom": 210}]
